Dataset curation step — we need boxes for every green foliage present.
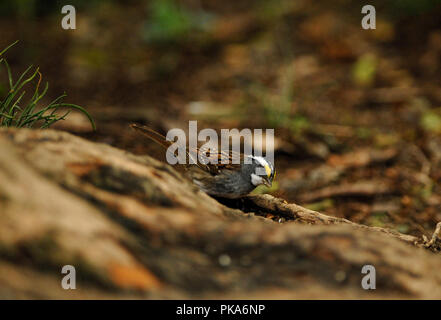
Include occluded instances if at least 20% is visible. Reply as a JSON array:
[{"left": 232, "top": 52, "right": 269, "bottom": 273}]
[
  {"left": 367, "top": 211, "right": 389, "bottom": 228},
  {"left": 385, "top": 0, "right": 441, "bottom": 16},
  {"left": 420, "top": 110, "right": 441, "bottom": 133},
  {"left": 255, "top": 0, "right": 297, "bottom": 22},
  {"left": 355, "top": 127, "right": 372, "bottom": 140},
  {"left": 248, "top": 67, "right": 311, "bottom": 137},
  {"left": 251, "top": 181, "right": 279, "bottom": 195},
  {"left": 289, "top": 115, "right": 310, "bottom": 135},
  {"left": 0, "top": 0, "right": 104, "bottom": 17},
  {"left": 142, "top": 0, "right": 214, "bottom": 45},
  {"left": 0, "top": 42, "right": 95, "bottom": 130},
  {"left": 352, "top": 54, "right": 377, "bottom": 87},
  {"left": 304, "top": 199, "right": 334, "bottom": 212}
]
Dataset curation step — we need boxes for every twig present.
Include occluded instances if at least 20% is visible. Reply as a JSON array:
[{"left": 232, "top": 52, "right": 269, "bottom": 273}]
[
  {"left": 245, "top": 194, "right": 425, "bottom": 247},
  {"left": 424, "top": 222, "right": 441, "bottom": 249},
  {"left": 298, "top": 180, "right": 393, "bottom": 202}
]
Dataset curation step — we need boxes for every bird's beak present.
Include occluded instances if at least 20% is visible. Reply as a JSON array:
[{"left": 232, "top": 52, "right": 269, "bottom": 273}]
[{"left": 263, "top": 178, "right": 272, "bottom": 188}]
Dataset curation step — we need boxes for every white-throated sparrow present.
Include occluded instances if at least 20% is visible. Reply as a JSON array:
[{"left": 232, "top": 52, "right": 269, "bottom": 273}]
[{"left": 130, "top": 123, "right": 276, "bottom": 198}]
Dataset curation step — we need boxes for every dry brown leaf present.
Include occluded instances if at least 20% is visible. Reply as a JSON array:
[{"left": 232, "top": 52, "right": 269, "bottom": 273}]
[{"left": 108, "top": 264, "right": 162, "bottom": 290}]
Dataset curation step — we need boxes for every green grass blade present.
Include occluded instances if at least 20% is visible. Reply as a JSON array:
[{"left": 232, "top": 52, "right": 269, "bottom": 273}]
[
  {"left": 0, "top": 40, "right": 18, "bottom": 57},
  {"left": 46, "top": 103, "right": 96, "bottom": 130},
  {"left": 2, "top": 59, "right": 13, "bottom": 89}
]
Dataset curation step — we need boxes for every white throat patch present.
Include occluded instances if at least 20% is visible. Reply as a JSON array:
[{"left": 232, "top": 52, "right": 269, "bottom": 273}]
[{"left": 251, "top": 173, "right": 264, "bottom": 186}]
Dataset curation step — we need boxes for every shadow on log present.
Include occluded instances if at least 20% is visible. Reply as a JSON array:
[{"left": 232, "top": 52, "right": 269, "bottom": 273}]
[{"left": 0, "top": 128, "right": 441, "bottom": 299}]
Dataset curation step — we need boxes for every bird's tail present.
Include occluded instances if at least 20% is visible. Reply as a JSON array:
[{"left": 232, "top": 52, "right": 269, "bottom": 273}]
[
  {"left": 130, "top": 123, "right": 201, "bottom": 167},
  {"left": 130, "top": 123, "right": 173, "bottom": 150}
]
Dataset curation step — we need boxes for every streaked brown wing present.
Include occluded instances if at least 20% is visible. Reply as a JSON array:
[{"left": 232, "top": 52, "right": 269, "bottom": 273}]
[{"left": 196, "top": 145, "right": 244, "bottom": 175}]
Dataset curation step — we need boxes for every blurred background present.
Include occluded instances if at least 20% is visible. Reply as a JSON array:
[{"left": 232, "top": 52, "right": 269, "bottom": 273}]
[{"left": 1, "top": 0, "right": 441, "bottom": 236}]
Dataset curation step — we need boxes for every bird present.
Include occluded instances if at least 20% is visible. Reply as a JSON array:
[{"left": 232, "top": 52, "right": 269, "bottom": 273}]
[{"left": 130, "top": 123, "right": 276, "bottom": 199}]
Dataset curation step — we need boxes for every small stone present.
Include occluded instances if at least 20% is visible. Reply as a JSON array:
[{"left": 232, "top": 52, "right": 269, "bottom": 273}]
[
  {"left": 218, "top": 254, "right": 232, "bottom": 267},
  {"left": 334, "top": 270, "right": 346, "bottom": 282}
]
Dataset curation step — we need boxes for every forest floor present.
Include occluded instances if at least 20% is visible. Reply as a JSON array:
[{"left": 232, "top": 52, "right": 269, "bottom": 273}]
[{"left": 2, "top": 0, "right": 441, "bottom": 239}]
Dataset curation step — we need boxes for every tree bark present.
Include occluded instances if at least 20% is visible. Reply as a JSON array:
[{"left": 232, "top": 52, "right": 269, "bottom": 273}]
[{"left": 0, "top": 128, "right": 440, "bottom": 299}]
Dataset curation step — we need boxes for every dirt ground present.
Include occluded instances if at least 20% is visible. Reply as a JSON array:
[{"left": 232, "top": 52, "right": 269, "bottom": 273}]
[{"left": 2, "top": 0, "right": 441, "bottom": 238}]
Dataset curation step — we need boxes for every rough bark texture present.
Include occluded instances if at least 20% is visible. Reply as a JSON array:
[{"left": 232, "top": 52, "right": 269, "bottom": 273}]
[{"left": 1, "top": 128, "right": 441, "bottom": 299}]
